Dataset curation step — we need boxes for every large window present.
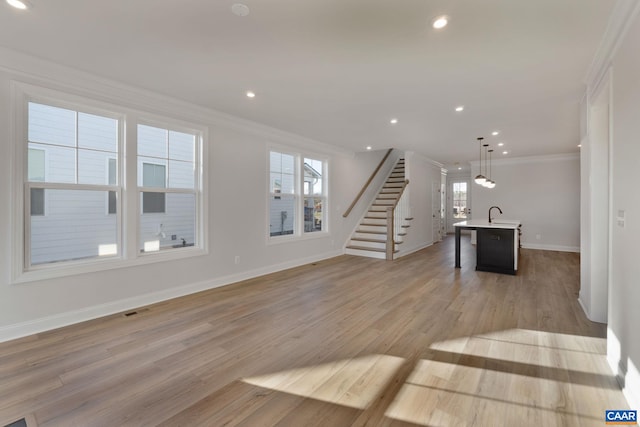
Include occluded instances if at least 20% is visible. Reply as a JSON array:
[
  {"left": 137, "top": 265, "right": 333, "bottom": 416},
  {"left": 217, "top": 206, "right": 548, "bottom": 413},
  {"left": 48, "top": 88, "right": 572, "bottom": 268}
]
[
  {"left": 269, "top": 150, "right": 327, "bottom": 238},
  {"left": 26, "top": 102, "right": 120, "bottom": 266},
  {"left": 138, "top": 124, "right": 198, "bottom": 253},
  {"left": 15, "top": 87, "right": 206, "bottom": 281}
]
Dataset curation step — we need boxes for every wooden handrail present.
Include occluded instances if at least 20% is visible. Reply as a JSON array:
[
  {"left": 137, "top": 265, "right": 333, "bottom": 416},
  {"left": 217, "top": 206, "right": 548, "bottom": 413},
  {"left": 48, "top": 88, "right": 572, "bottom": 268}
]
[{"left": 343, "top": 148, "right": 393, "bottom": 218}]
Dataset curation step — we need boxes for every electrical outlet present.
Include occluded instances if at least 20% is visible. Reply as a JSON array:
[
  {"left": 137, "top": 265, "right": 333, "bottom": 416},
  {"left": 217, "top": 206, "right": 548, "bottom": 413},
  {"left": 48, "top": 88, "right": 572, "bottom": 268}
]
[
  {"left": 234, "top": 255, "right": 240, "bottom": 265},
  {"left": 171, "top": 234, "right": 177, "bottom": 240},
  {"left": 536, "top": 234, "right": 541, "bottom": 240}
]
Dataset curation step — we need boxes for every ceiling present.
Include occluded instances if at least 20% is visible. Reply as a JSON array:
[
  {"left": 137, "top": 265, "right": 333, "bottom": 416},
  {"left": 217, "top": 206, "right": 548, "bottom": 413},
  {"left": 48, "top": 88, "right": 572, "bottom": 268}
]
[{"left": 0, "top": 0, "right": 614, "bottom": 170}]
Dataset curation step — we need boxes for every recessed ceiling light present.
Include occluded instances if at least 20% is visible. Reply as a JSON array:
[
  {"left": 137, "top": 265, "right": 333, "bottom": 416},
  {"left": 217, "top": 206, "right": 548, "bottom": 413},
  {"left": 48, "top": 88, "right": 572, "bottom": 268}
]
[
  {"left": 7, "top": 0, "right": 28, "bottom": 9},
  {"left": 492, "top": 131, "right": 499, "bottom": 136},
  {"left": 432, "top": 16, "right": 448, "bottom": 29},
  {"left": 390, "top": 118, "right": 398, "bottom": 124},
  {"left": 502, "top": 151, "right": 508, "bottom": 155},
  {"left": 231, "top": 3, "right": 250, "bottom": 17},
  {"left": 455, "top": 106, "right": 464, "bottom": 112},
  {"left": 498, "top": 142, "right": 504, "bottom": 147},
  {"left": 246, "top": 91, "right": 256, "bottom": 98},
  {"left": 458, "top": 167, "right": 462, "bottom": 170},
  {"left": 366, "top": 146, "right": 372, "bottom": 150}
]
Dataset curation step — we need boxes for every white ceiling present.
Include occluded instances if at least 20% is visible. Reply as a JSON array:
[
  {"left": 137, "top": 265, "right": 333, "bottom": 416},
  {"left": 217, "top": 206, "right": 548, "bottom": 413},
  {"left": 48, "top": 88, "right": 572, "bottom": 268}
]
[{"left": 0, "top": 0, "right": 613, "bottom": 169}]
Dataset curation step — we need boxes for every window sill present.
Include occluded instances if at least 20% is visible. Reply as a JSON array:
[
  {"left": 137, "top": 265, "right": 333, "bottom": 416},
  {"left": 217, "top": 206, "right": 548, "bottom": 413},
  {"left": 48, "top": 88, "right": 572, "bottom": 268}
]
[{"left": 13, "top": 246, "right": 208, "bottom": 285}]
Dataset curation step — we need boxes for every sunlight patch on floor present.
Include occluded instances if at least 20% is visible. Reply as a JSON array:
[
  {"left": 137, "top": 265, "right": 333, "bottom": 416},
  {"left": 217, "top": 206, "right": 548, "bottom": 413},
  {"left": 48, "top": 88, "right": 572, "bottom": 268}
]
[
  {"left": 386, "top": 329, "right": 624, "bottom": 426},
  {"left": 429, "top": 328, "right": 607, "bottom": 374},
  {"left": 242, "top": 353, "right": 405, "bottom": 409}
]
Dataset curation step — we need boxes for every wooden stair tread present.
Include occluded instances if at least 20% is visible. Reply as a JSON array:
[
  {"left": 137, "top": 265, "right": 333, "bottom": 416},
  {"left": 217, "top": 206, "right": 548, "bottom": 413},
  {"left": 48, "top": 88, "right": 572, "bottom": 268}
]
[{"left": 346, "top": 245, "right": 399, "bottom": 253}]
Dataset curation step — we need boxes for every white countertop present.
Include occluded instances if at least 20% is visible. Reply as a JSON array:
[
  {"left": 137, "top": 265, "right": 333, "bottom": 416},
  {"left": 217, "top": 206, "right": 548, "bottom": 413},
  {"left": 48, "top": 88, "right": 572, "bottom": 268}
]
[{"left": 453, "top": 219, "right": 521, "bottom": 229}]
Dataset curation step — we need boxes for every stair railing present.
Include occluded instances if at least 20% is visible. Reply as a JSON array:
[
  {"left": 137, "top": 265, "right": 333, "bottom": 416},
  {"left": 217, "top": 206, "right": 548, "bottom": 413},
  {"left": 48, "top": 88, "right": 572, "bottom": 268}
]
[
  {"left": 385, "top": 179, "right": 409, "bottom": 260},
  {"left": 343, "top": 148, "right": 393, "bottom": 218}
]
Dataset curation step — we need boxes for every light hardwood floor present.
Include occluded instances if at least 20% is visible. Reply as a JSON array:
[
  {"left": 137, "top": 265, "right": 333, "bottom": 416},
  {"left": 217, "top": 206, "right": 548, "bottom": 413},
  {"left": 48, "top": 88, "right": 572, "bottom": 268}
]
[{"left": 0, "top": 236, "right": 630, "bottom": 426}]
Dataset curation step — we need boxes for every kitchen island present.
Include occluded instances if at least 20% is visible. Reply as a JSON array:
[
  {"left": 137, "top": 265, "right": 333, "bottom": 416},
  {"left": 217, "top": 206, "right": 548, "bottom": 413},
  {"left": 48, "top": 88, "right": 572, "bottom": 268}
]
[{"left": 453, "top": 219, "right": 521, "bottom": 275}]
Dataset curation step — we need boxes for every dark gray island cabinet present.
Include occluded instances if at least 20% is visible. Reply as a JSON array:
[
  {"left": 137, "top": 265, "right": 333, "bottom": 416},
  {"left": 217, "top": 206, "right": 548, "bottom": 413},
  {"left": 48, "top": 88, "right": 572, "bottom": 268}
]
[{"left": 453, "top": 219, "right": 521, "bottom": 275}]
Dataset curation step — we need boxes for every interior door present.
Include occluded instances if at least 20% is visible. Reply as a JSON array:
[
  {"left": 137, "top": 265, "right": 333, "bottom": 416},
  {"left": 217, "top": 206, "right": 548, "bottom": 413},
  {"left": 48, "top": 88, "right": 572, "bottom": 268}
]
[{"left": 432, "top": 183, "right": 442, "bottom": 242}]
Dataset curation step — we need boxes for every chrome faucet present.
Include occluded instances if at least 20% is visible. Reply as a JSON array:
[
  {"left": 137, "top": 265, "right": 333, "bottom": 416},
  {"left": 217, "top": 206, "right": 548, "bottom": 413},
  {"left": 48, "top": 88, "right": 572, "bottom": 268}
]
[{"left": 488, "top": 206, "right": 502, "bottom": 223}]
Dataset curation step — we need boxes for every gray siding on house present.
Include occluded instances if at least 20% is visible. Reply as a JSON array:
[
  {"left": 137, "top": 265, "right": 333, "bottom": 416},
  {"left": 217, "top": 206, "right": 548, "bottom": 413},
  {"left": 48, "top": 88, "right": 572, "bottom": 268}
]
[
  {"left": 139, "top": 193, "right": 196, "bottom": 250},
  {"left": 30, "top": 189, "right": 117, "bottom": 264},
  {"left": 28, "top": 104, "right": 197, "bottom": 265}
]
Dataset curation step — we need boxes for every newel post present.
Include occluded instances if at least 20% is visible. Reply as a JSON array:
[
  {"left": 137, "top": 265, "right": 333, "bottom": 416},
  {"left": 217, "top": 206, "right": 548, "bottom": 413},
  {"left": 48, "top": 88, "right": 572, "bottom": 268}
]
[{"left": 386, "top": 206, "right": 394, "bottom": 260}]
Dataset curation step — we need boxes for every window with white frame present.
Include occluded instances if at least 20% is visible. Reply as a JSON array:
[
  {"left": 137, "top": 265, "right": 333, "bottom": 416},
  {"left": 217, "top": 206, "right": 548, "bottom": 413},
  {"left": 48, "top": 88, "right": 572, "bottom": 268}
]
[
  {"left": 16, "top": 87, "right": 205, "bottom": 280},
  {"left": 269, "top": 150, "right": 327, "bottom": 238},
  {"left": 26, "top": 102, "right": 120, "bottom": 266},
  {"left": 138, "top": 124, "right": 198, "bottom": 253}
]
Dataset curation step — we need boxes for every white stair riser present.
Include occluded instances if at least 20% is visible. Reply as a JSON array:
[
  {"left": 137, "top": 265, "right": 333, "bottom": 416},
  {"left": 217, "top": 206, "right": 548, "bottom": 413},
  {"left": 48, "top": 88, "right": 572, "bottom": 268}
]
[
  {"left": 349, "top": 240, "right": 386, "bottom": 250},
  {"left": 345, "top": 248, "right": 387, "bottom": 259},
  {"left": 353, "top": 231, "right": 387, "bottom": 239},
  {"left": 361, "top": 219, "right": 387, "bottom": 226},
  {"left": 358, "top": 225, "right": 388, "bottom": 233}
]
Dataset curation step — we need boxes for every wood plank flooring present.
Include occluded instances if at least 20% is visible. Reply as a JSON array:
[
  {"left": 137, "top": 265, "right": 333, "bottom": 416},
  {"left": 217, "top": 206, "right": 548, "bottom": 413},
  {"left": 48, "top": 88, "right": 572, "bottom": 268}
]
[{"left": 0, "top": 235, "right": 630, "bottom": 426}]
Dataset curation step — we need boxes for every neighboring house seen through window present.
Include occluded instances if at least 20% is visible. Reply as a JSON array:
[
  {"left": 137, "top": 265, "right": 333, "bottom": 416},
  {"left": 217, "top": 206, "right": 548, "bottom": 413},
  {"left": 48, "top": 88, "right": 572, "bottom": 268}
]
[
  {"left": 269, "top": 150, "right": 327, "bottom": 238},
  {"left": 137, "top": 124, "right": 198, "bottom": 253},
  {"left": 108, "top": 158, "right": 117, "bottom": 215},
  {"left": 16, "top": 88, "right": 206, "bottom": 281},
  {"left": 26, "top": 102, "right": 120, "bottom": 266},
  {"left": 142, "top": 163, "right": 166, "bottom": 214},
  {"left": 28, "top": 148, "right": 45, "bottom": 216}
]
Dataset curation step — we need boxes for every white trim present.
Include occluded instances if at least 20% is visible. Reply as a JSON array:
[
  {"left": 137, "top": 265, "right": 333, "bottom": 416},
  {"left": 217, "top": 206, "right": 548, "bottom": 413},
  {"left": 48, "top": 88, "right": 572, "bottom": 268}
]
[
  {"left": 520, "top": 243, "right": 580, "bottom": 253},
  {"left": 0, "top": 46, "right": 352, "bottom": 158},
  {"left": 404, "top": 150, "right": 443, "bottom": 169},
  {"left": 470, "top": 153, "right": 579, "bottom": 168},
  {"left": 577, "top": 297, "right": 591, "bottom": 321},
  {"left": 585, "top": 0, "right": 640, "bottom": 92},
  {"left": 395, "top": 241, "right": 434, "bottom": 258},
  {"left": 622, "top": 358, "right": 640, "bottom": 412},
  {"left": 11, "top": 82, "right": 209, "bottom": 284},
  {"left": 0, "top": 250, "right": 343, "bottom": 343},
  {"left": 267, "top": 146, "right": 330, "bottom": 243}
]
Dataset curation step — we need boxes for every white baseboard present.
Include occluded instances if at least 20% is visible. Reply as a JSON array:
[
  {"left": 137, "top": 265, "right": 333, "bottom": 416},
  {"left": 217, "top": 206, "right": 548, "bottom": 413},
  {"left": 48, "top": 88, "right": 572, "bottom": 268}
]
[
  {"left": 0, "top": 249, "right": 343, "bottom": 343},
  {"left": 396, "top": 241, "right": 434, "bottom": 258},
  {"left": 624, "top": 358, "right": 640, "bottom": 411},
  {"left": 608, "top": 352, "right": 640, "bottom": 411},
  {"left": 521, "top": 243, "right": 580, "bottom": 253},
  {"left": 577, "top": 296, "right": 590, "bottom": 320}
]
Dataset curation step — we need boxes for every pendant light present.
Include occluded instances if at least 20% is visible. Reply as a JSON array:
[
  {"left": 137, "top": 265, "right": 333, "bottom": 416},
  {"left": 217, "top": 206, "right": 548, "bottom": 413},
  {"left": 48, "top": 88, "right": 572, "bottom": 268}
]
[
  {"left": 486, "top": 149, "right": 496, "bottom": 188},
  {"left": 482, "top": 144, "right": 492, "bottom": 187},
  {"left": 474, "top": 137, "right": 486, "bottom": 185}
]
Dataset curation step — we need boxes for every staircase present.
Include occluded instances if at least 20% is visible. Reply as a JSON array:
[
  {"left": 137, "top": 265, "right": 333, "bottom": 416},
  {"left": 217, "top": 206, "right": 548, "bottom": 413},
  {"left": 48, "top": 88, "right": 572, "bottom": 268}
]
[{"left": 345, "top": 158, "right": 412, "bottom": 259}]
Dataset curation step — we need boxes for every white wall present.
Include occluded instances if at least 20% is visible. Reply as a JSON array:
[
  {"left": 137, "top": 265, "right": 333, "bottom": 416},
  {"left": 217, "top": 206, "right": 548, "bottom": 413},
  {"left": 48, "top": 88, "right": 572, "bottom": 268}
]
[
  {"left": 471, "top": 154, "right": 580, "bottom": 251},
  {"left": 396, "top": 152, "right": 443, "bottom": 256},
  {"left": 0, "top": 48, "right": 395, "bottom": 341},
  {"left": 604, "top": 4, "right": 640, "bottom": 410}
]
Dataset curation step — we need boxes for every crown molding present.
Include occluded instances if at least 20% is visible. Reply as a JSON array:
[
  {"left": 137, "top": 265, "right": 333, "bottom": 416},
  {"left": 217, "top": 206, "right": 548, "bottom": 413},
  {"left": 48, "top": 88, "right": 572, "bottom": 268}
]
[
  {"left": 585, "top": 0, "right": 640, "bottom": 95},
  {"left": 404, "top": 151, "right": 444, "bottom": 169},
  {"left": 0, "top": 46, "right": 352, "bottom": 158},
  {"left": 470, "top": 152, "right": 579, "bottom": 167}
]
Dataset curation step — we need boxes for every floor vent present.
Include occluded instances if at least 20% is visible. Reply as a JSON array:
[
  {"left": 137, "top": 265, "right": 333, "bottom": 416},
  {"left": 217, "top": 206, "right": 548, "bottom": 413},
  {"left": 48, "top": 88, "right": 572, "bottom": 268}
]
[{"left": 123, "top": 308, "right": 149, "bottom": 317}]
